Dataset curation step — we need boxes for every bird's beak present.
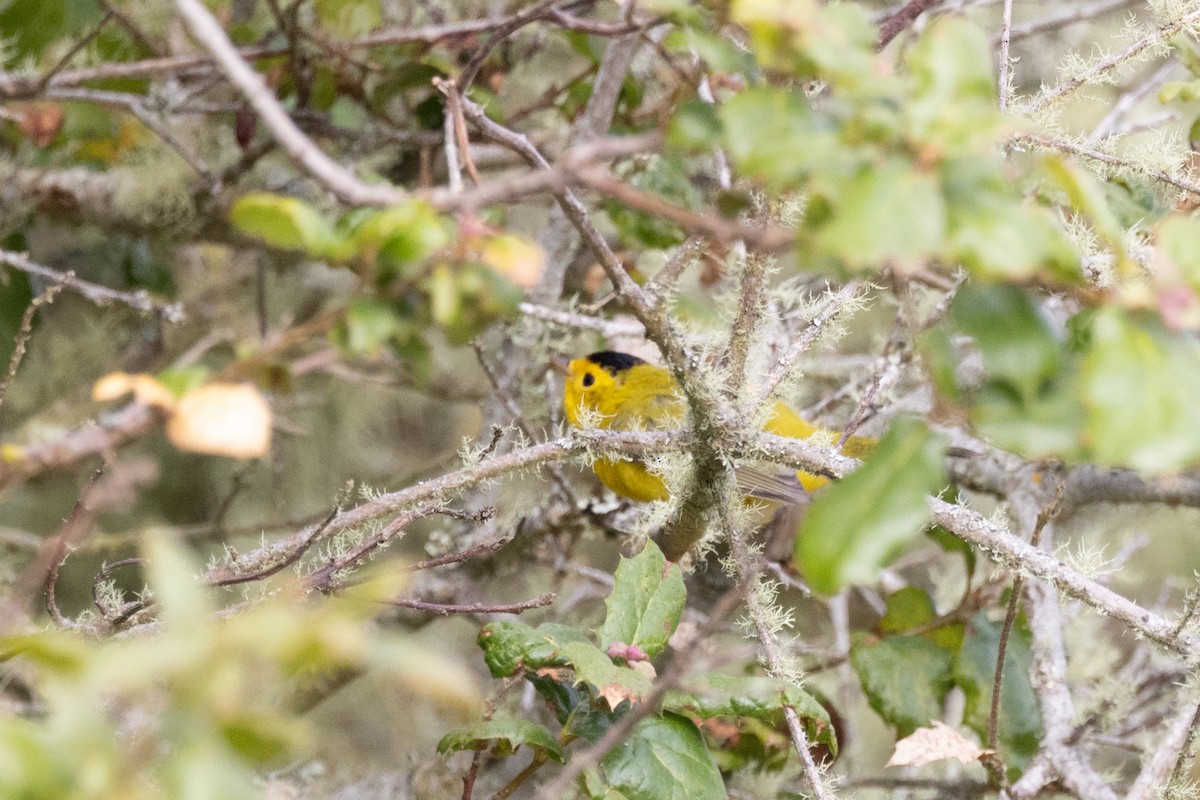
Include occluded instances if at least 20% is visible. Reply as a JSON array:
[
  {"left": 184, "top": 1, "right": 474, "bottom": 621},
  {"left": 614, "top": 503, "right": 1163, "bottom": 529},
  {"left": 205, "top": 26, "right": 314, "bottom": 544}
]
[{"left": 550, "top": 354, "right": 570, "bottom": 375}]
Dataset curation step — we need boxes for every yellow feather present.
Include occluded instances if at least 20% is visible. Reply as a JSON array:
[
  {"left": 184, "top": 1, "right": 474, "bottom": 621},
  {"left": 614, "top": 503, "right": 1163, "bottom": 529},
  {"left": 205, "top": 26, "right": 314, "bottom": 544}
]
[{"left": 562, "top": 352, "right": 873, "bottom": 502}]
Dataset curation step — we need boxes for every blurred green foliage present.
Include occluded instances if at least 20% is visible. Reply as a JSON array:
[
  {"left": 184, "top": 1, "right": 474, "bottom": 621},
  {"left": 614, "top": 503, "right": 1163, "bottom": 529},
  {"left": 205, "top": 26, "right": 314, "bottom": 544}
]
[{"left": 0, "top": 538, "right": 478, "bottom": 799}]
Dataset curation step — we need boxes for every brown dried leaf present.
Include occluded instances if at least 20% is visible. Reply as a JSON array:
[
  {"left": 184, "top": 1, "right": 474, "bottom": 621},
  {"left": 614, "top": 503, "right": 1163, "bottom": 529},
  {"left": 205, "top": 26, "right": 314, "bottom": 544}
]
[
  {"left": 598, "top": 682, "right": 637, "bottom": 711},
  {"left": 886, "top": 721, "right": 991, "bottom": 768},
  {"left": 18, "top": 103, "right": 64, "bottom": 148}
]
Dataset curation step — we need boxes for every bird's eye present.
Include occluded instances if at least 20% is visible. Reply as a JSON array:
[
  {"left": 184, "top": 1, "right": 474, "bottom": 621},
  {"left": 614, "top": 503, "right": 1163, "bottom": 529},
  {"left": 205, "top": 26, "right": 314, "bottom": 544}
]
[{"left": 581, "top": 373, "right": 595, "bottom": 388}]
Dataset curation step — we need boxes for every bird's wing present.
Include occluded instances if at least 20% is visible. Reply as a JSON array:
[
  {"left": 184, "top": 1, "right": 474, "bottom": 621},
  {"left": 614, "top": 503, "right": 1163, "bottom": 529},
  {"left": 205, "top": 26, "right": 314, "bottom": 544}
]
[
  {"left": 735, "top": 465, "right": 809, "bottom": 505},
  {"left": 610, "top": 390, "right": 686, "bottom": 431}
]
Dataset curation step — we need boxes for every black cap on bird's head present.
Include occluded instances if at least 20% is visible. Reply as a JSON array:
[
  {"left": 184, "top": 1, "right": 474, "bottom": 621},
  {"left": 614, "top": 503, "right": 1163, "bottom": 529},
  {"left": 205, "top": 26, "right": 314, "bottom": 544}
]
[{"left": 585, "top": 351, "right": 645, "bottom": 375}]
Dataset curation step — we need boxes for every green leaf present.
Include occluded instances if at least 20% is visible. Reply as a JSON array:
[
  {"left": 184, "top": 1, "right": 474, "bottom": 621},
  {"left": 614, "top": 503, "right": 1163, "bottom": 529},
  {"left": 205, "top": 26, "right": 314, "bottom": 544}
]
[
  {"left": 344, "top": 201, "right": 450, "bottom": 275},
  {"left": 970, "top": 378, "right": 1086, "bottom": 459},
  {"left": 0, "top": 631, "right": 88, "bottom": 674},
  {"left": 313, "top": 0, "right": 380, "bottom": 37},
  {"left": 939, "top": 285, "right": 1087, "bottom": 459},
  {"left": 879, "top": 586, "right": 963, "bottom": 651},
  {"left": 340, "top": 297, "right": 405, "bottom": 359},
  {"left": 561, "top": 641, "right": 653, "bottom": 711},
  {"left": 0, "top": 0, "right": 101, "bottom": 59},
  {"left": 155, "top": 366, "right": 210, "bottom": 400},
  {"left": 719, "top": 87, "right": 836, "bottom": 189},
  {"left": 1041, "top": 155, "right": 1131, "bottom": 275},
  {"left": 850, "top": 633, "right": 954, "bottom": 736},
  {"left": 801, "top": 3, "right": 876, "bottom": 86},
  {"left": 795, "top": 418, "right": 947, "bottom": 594},
  {"left": 878, "top": 586, "right": 935, "bottom": 633},
  {"left": 428, "top": 262, "right": 524, "bottom": 345},
  {"left": 808, "top": 159, "right": 947, "bottom": 270},
  {"left": 476, "top": 621, "right": 592, "bottom": 678},
  {"left": 950, "top": 285, "right": 1062, "bottom": 403},
  {"left": 229, "top": 194, "right": 347, "bottom": 259},
  {"left": 1080, "top": 307, "right": 1200, "bottom": 471},
  {"left": 437, "top": 718, "right": 565, "bottom": 763},
  {"left": 1158, "top": 215, "right": 1200, "bottom": 290},
  {"left": 903, "top": 18, "right": 999, "bottom": 152},
  {"left": 667, "top": 99, "right": 723, "bottom": 151},
  {"left": 663, "top": 673, "right": 835, "bottom": 754},
  {"left": 527, "top": 672, "right": 620, "bottom": 743},
  {"left": 219, "top": 714, "right": 295, "bottom": 763},
  {"left": 1159, "top": 79, "right": 1200, "bottom": 103},
  {"left": 604, "top": 156, "right": 700, "bottom": 248},
  {"left": 143, "top": 534, "right": 212, "bottom": 630},
  {"left": 601, "top": 713, "right": 727, "bottom": 800},
  {"left": 906, "top": 18, "right": 994, "bottom": 104},
  {"left": 942, "top": 160, "right": 1077, "bottom": 281},
  {"left": 598, "top": 540, "right": 685, "bottom": 659},
  {"left": 955, "top": 611, "right": 1042, "bottom": 772},
  {"left": 665, "top": 26, "right": 756, "bottom": 78}
]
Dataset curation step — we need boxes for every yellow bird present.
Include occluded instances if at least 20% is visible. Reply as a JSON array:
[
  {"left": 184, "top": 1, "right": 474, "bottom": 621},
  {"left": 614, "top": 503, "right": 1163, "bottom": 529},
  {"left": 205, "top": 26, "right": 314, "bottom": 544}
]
[{"left": 562, "top": 351, "right": 873, "bottom": 503}]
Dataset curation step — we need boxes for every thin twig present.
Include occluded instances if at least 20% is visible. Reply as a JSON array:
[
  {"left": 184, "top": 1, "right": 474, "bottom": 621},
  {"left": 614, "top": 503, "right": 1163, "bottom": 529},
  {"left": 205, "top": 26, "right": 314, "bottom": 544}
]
[
  {"left": 1015, "top": 133, "right": 1200, "bottom": 198},
  {"left": 436, "top": 77, "right": 464, "bottom": 195},
  {"left": 984, "top": 491, "right": 1061, "bottom": 785},
  {"left": 573, "top": 168, "right": 794, "bottom": 251},
  {"left": 208, "top": 506, "right": 339, "bottom": 588},
  {"left": 1167, "top": 699, "right": 1200, "bottom": 793},
  {"left": 1090, "top": 58, "right": 1177, "bottom": 141},
  {"left": 745, "top": 579, "right": 834, "bottom": 798},
  {"left": 725, "top": 254, "right": 767, "bottom": 399},
  {"left": 997, "top": 0, "right": 1014, "bottom": 112},
  {"left": 490, "top": 753, "right": 548, "bottom": 800},
  {"left": 461, "top": 750, "right": 483, "bottom": 800},
  {"left": 516, "top": 302, "right": 644, "bottom": 338},
  {"left": 1006, "top": 0, "right": 1137, "bottom": 43},
  {"left": 424, "top": 131, "right": 663, "bottom": 212},
  {"left": 45, "top": 87, "right": 212, "bottom": 179},
  {"left": 531, "top": 28, "right": 646, "bottom": 304},
  {"left": 407, "top": 532, "right": 515, "bottom": 572},
  {"left": 929, "top": 496, "right": 1200, "bottom": 659},
  {"left": 877, "top": 0, "right": 945, "bottom": 49},
  {"left": 305, "top": 512, "right": 417, "bottom": 592},
  {"left": 381, "top": 593, "right": 555, "bottom": 616},
  {"left": 97, "top": 0, "right": 162, "bottom": 55},
  {"left": 1022, "top": 7, "right": 1200, "bottom": 115},
  {"left": 34, "top": 12, "right": 113, "bottom": 92},
  {"left": 0, "top": 282, "right": 64, "bottom": 411},
  {"left": 756, "top": 281, "right": 865, "bottom": 406},
  {"left": 0, "top": 8, "right": 650, "bottom": 99},
  {"left": 458, "top": 0, "right": 558, "bottom": 91},
  {"left": 44, "top": 466, "right": 108, "bottom": 628},
  {"left": 644, "top": 236, "right": 706, "bottom": 302},
  {"left": 0, "top": 250, "right": 183, "bottom": 320},
  {"left": 471, "top": 341, "right": 577, "bottom": 502},
  {"left": 174, "top": 0, "right": 407, "bottom": 206},
  {"left": 447, "top": 82, "right": 481, "bottom": 186}
]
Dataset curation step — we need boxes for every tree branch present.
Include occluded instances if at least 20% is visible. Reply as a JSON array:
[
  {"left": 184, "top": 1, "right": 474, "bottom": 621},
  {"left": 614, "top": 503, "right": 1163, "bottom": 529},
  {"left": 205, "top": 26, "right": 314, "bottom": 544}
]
[{"left": 174, "top": 0, "right": 407, "bottom": 206}]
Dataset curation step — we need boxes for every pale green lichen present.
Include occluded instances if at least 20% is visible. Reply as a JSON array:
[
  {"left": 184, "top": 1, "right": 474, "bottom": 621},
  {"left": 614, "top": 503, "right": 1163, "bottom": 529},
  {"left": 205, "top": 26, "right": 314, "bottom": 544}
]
[{"left": 111, "top": 154, "right": 202, "bottom": 238}]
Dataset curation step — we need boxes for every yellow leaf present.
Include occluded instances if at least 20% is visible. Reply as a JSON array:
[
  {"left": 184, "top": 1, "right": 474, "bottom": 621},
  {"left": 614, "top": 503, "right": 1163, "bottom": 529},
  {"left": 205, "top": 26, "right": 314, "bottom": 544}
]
[
  {"left": 165, "top": 383, "right": 272, "bottom": 458},
  {"left": 886, "top": 720, "right": 991, "bottom": 768},
  {"left": 479, "top": 234, "right": 545, "bottom": 289}
]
